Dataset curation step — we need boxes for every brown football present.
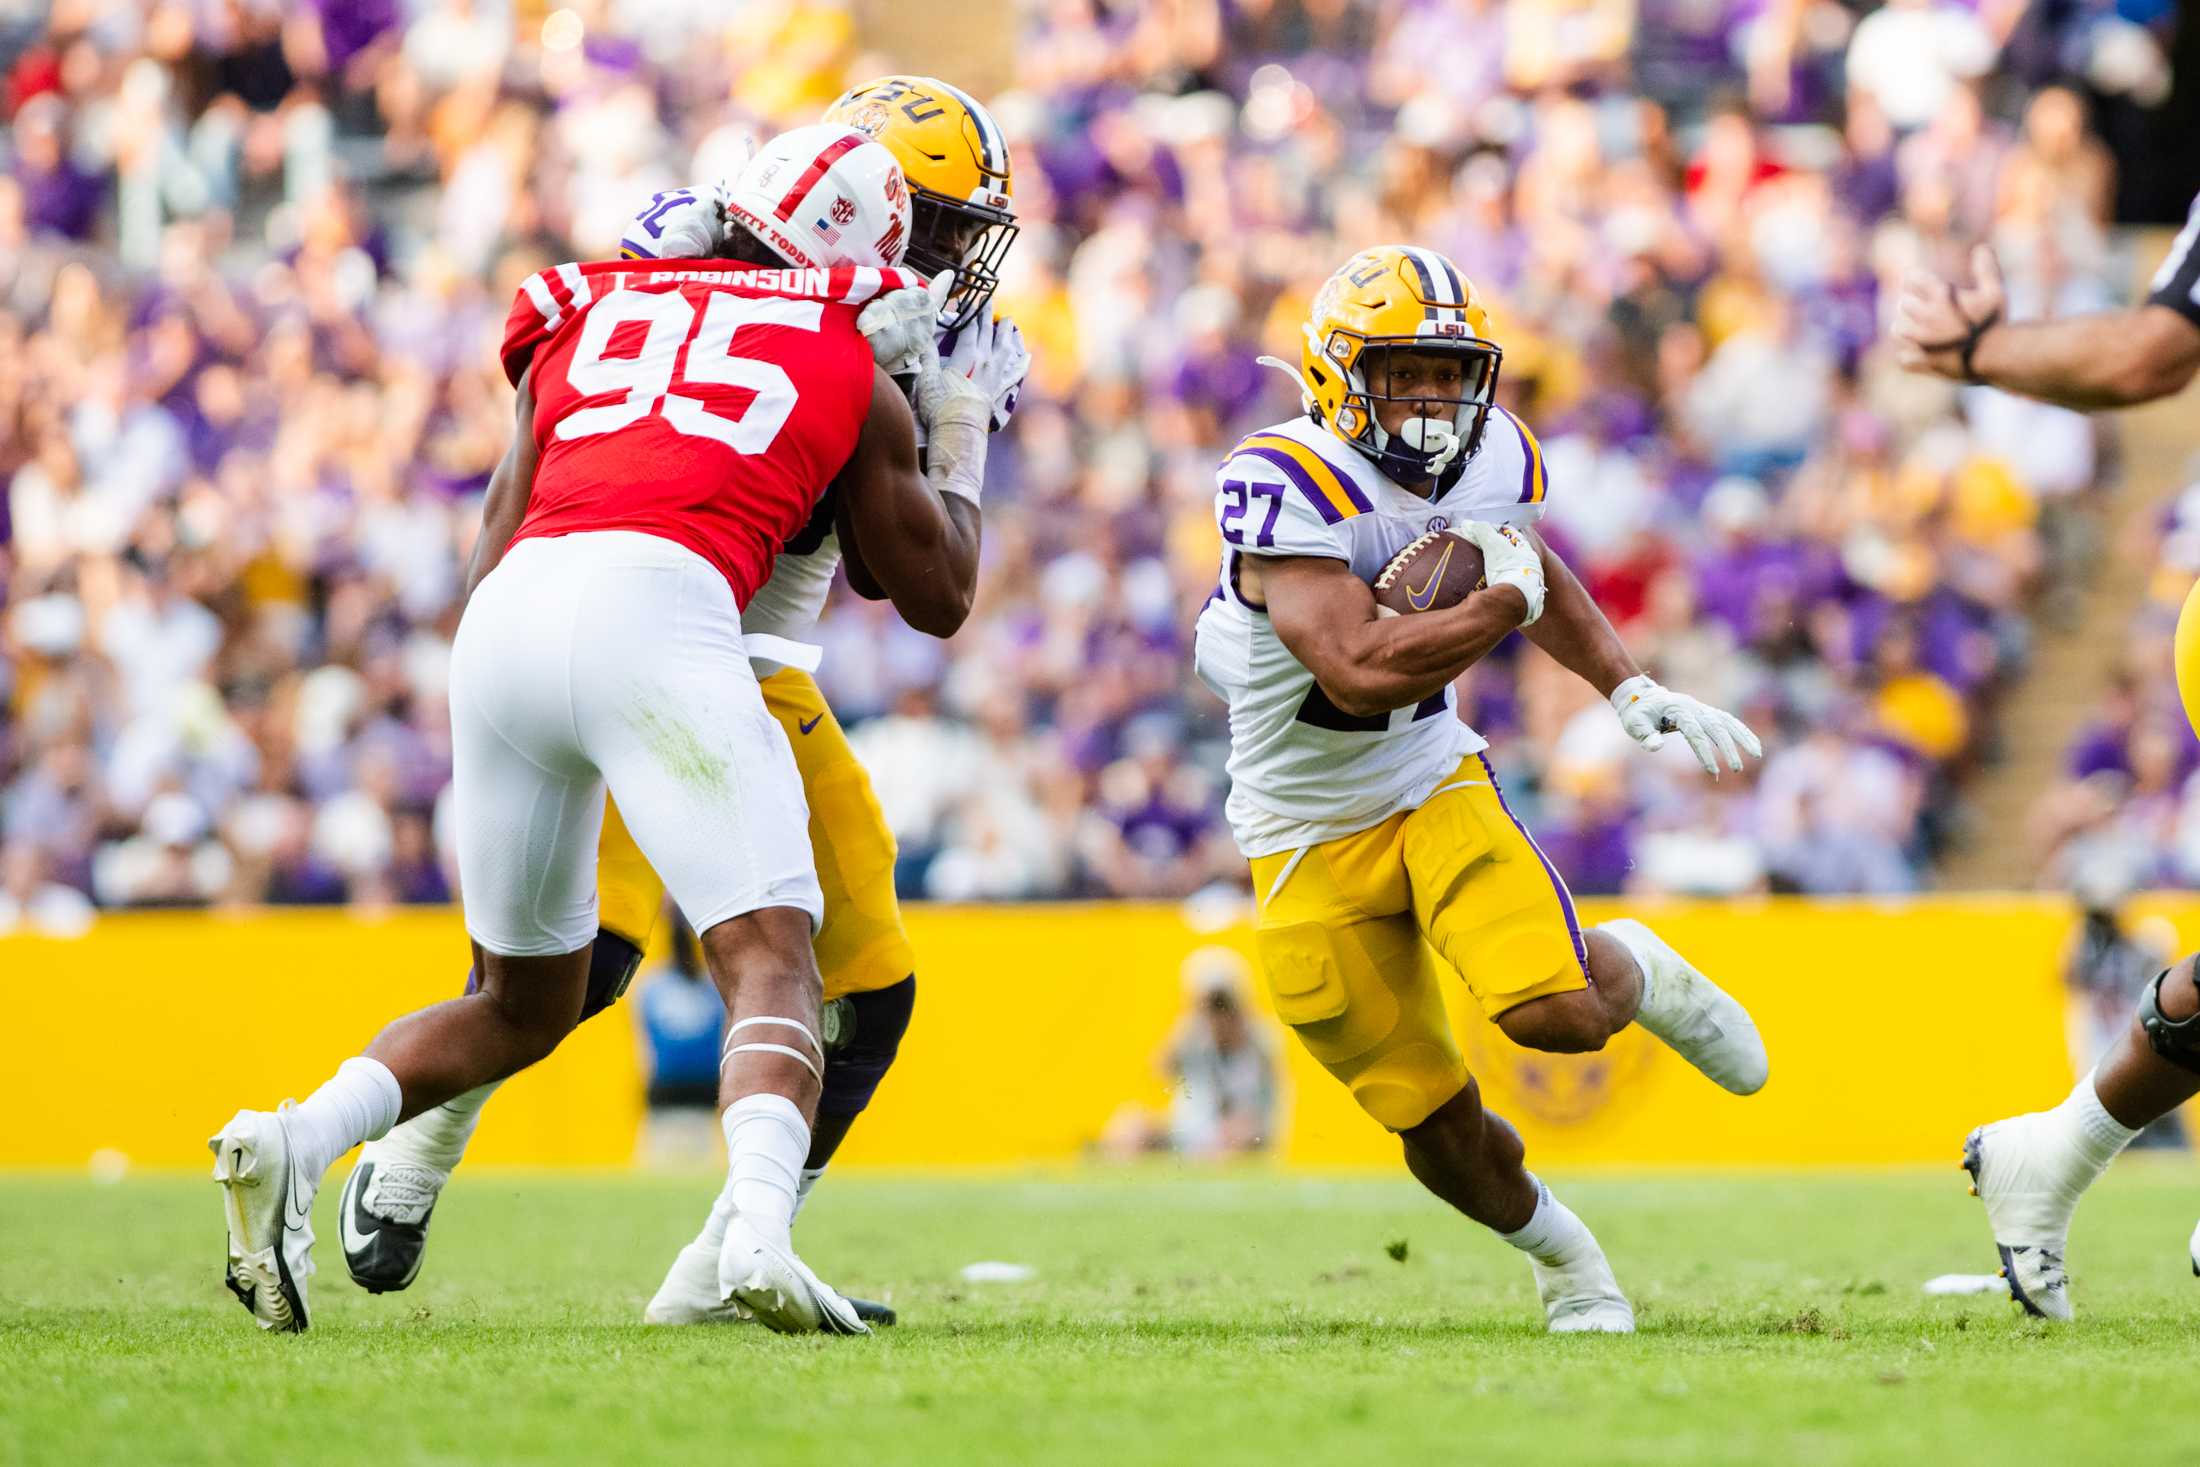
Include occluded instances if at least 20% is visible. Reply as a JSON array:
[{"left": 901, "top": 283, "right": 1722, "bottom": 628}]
[{"left": 1371, "top": 530, "right": 1486, "bottom": 615}]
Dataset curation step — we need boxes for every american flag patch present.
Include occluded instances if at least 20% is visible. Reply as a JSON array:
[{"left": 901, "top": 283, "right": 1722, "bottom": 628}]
[{"left": 812, "top": 217, "right": 842, "bottom": 245}]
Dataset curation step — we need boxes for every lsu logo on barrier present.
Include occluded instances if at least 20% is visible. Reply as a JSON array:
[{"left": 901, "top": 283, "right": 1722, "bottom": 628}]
[{"left": 1459, "top": 1013, "right": 1658, "bottom": 1126}]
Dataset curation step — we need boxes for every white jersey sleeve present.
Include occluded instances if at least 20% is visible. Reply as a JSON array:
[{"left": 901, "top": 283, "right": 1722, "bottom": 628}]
[{"left": 1214, "top": 440, "right": 1352, "bottom": 562}]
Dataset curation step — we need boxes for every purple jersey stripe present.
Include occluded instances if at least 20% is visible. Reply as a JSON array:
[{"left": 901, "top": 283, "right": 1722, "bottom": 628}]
[
  {"left": 1476, "top": 753, "right": 1591, "bottom": 978},
  {"left": 1295, "top": 441, "right": 1376, "bottom": 515},
  {"left": 1245, "top": 435, "right": 1377, "bottom": 516},
  {"left": 1492, "top": 408, "right": 1534, "bottom": 504},
  {"left": 1239, "top": 447, "right": 1343, "bottom": 525}
]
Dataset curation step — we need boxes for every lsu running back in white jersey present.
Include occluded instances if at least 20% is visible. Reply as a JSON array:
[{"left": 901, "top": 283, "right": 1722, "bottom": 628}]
[{"left": 1192, "top": 407, "right": 1551, "bottom": 857}]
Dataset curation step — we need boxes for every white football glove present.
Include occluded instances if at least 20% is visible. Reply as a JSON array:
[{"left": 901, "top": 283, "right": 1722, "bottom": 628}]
[
  {"left": 941, "top": 310, "right": 1031, "bottom": 432},
  {"left": 618, "top": 184, "right": 726, "bottom": 261},
  {"left": 1609, "top": 674, "right": 1763, "bottom": 776},
  {"left": 857, "top": 273, "right": 950, "bottom": 377},
  {"left": 1459, "top": 520, "right": 1546, "bottom": 625}
]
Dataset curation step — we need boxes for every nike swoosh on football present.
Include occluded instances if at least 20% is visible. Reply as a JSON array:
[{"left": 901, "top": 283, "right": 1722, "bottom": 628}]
[
  {"left": 797, "top": 713, "right": 824, "bottom": 735},
  {"left": 1406, "top": 543, "right": 1455, "bottom": 612}
]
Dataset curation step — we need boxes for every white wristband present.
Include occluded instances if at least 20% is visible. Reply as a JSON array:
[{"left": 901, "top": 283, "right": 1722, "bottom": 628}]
[{"left": 921, "top": 382, "right": 989, "bottom": 506}]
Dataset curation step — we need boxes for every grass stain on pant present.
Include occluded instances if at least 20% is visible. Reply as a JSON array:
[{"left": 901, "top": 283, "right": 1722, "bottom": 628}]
[{"left": 627, "top": 701, "right": 733, "bottom": 797}]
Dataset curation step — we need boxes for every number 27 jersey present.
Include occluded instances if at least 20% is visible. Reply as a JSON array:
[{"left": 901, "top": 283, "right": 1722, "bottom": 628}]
[
  {"left": 1193, "top": 410, "right": 1552, "bottom": 858},
  {"left": 499, "top": 259, "right": 919, "bottom": 607}
]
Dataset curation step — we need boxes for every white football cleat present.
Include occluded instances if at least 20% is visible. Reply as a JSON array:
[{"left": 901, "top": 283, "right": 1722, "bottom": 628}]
[
  {"left": 646, "top": 1240, "right": 753, "bottom": 1326},
  {"left": 1607, "top": 918, "right": 1768, "bottom": 1095},
  {"left": 209, "top": 1106, "right": 317, "bottom": 1332},
  {"left": 1530, "top": 1246, "right": 1636, "bottom": 1334},
  {"left": 718, "top": 1216, "right": 870, "bottom": 1336},
  {"left": 1963, "top": 1118, "right": 2076, "bottom": 1321},
  {"left": 2186, "top": 1217, "right": 2197, "bottom": 1280}
]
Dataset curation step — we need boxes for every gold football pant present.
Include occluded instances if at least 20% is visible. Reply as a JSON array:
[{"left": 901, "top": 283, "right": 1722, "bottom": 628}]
[{"left": 1246, "top": 754, "right": 1591, "bottom": 1132}]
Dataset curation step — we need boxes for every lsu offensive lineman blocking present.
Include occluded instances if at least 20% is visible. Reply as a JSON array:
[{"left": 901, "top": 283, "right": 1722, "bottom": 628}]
[
  {"left": 1195, "top": 246, "right": 1770, "bottom": 1331},
  {"left": 336, "top": 78, "right": 1027, "bottom": 1327},
  {"left": 208, "top": 123, "right": 1000, "bottom": 1336}
]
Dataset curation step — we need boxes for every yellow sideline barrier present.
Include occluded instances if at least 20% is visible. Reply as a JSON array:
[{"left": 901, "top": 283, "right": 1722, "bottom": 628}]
[{"left": 3, "top": 897, "right": 2187, "bottom": 1172}]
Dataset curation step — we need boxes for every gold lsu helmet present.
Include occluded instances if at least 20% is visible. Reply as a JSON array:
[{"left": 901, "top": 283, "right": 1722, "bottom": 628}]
[
  {"left": 1291, "top": 245, "right": 1503, "bottom": 487},
  {"left": 824, "top": 75, "right": 1015, "bottom": 331}
]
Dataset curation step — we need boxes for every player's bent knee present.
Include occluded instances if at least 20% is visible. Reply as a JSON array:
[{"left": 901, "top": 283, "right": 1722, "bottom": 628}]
[
  {"left": 2139, "top": 960, "right": 2200, "bottom": 1073},
  {"left": 473, "top": 950, "right": 591, "bottom": 1064},
  {"left": 818, "top": 976, "right": 915, "bottom": 1119},
  {"left": 1348, "top": 1041, "right": 1468, "bottom": 1132},
  {"left": 1496, "top": 990, "right": 1610, "bottom": 1055}
]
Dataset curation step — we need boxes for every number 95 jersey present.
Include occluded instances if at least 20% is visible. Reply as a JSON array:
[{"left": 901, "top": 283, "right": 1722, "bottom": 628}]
[
  {"left": 499, "top": 259, "right": 920, "bottom": 607},
  {"left": 1192, "top": 410, "right": 1552, "bottom": 859}
]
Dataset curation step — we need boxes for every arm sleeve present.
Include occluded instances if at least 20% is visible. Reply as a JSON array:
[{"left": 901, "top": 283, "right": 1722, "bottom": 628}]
[
  {"left": 1215, "top": 451, "right": 1348, "bottom": 561},
  {"left": 2146, "top": 192, "right": 2200, "bottom": 330}
]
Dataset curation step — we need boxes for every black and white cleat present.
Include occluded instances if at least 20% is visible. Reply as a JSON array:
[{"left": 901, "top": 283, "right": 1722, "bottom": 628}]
[{"left": 339, "top": 1152, "right": 446, "bottom": 1294}]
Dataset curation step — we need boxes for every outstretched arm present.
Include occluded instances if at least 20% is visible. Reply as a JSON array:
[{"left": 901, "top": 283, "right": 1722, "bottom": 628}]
[
  {"left": 1964, "top": 308, "right": 2200, "bottom": 409},
  {"left": 1893, "top": 244, "right": 2200, "bottom": 409},
  {"left": 835, "top": 367, "right": 983, "bottom": 637},
  {"left": 464, "top": 371, "right": 540, "bottom": 605},
  {"left": 1259, "top": 554, "right": 1528, "bottom": 718}
]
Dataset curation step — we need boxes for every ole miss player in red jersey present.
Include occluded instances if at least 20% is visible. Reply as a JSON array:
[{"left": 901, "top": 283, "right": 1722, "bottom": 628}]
[{"left": 208, "top": 126, "right": 996, "bottom": 1338}]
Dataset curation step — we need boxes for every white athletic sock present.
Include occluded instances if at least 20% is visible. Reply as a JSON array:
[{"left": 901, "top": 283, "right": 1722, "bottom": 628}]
[
  {"left": 286, "top": 1056, "right": 402, "bottom": 1183},
  {"left": 694, "top": 1164, "right": 821, "bottom": 1250},
  {"left": 694, "top": 1175, "right": 739, "bottom": 1251},
  {"left": 1497, "top": 1175, "right": 1599, "bottom": 1267},
  {"left": 2049, "top": 1070, "right": 2140, "bottom": 1178},
  {"left": 376, "top": 1078, "right": 503, "bottom": 1172},
  {"left": 721, "top": 1094, "right": 810, "bottom": 1252},
  {"left": 793, "top": 1165, "right": 826, "bottom": 1220}
]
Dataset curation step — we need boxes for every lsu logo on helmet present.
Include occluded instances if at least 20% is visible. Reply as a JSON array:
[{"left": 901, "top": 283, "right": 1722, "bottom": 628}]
[
  {"left": 824, "top": 75, "right": 1017, "bottom": 329},
  {"left": 1293, "top": 246, "right": 1504, "bottom": 487}
]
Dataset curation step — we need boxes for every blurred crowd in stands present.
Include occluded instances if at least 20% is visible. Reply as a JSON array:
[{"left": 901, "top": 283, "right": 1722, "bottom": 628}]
[
  {"left": 2033, "top": 472, "right": 2200, "bottom": 890},
  {"left": 1, "top": 0, "right": 2193, "bottom": 925}
]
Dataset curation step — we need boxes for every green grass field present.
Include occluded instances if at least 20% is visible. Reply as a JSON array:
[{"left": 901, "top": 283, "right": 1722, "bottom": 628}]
[{"left": 4, "top": 1165, "right": 2198, "bottom": 1465}]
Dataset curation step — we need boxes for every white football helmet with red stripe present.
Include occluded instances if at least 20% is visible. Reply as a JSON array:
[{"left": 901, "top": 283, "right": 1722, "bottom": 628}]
[{"left": 722, "top": 123, "right": 912, "bottom": 273}]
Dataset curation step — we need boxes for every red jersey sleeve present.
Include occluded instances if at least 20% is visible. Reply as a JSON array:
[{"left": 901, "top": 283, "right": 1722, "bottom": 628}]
[{"left": 501, "top": 264, "right": 591, "bottom": 385}]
